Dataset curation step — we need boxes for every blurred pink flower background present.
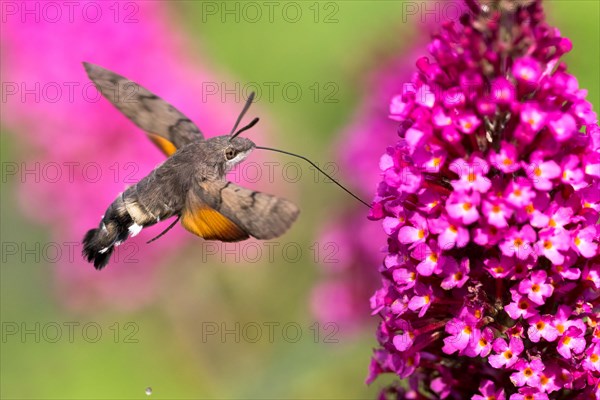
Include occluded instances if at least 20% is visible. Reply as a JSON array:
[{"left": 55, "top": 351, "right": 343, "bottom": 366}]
[{"left": 311, "top": 21, "right": 437, "bottom": 332}]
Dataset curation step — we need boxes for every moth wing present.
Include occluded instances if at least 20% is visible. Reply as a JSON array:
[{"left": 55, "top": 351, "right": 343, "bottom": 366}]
[
  {"left": 181, "top": 189, "right": 249, "bottom": 242},
  {"left": 192, "top": 180, "right": 300, "bottom": 240},
  {"left": 83, "top": 62, "right": 203, "bottom": 156}
]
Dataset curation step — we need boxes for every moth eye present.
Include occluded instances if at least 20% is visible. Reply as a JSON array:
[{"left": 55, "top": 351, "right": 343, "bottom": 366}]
[{"left": 225, "top": 148, "right": 236, "bottom": 160}]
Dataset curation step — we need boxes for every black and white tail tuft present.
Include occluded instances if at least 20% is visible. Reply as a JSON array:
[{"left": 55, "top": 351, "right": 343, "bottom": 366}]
[
  {"left": 82, "top": 227, "right": 115, "bottom": 270},
  {"left": 82, "top": 198, "right": 133, "bottom": 270}
]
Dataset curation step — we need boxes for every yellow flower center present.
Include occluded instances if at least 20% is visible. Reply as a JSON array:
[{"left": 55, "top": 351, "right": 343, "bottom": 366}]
[
  {"left": 536, "top": 321, "right": 545, "bottom": 330},
  {"left": 519, "top": 301, "right": 528, "bottom": 310}
]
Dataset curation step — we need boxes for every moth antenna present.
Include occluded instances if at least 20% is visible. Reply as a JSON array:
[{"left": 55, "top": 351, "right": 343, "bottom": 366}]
[
  {"left": 230, "top": 92, "right": 255, "bottom": 135},
  {"left": 231, "top": 117, "right": 259, "bottom": 139},
  {"left": 146, "top": 216, "right": 181, "bottom": 244},
  {"left": 255, "top": 146, "right": 370, "bottom": 208}
]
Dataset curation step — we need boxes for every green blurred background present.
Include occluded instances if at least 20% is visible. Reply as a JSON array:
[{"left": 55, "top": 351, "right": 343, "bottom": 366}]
[{"left": 1, "top": 1, "right": 598, "bottom": 399}]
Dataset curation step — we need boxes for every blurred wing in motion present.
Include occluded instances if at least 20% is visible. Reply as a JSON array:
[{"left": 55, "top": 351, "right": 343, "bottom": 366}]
[
  {"left": 182, "top": 180, "right": 299, "bottom": 241},
  {"left": 83, "top": 62, "right": 204, "bottom": 156}
]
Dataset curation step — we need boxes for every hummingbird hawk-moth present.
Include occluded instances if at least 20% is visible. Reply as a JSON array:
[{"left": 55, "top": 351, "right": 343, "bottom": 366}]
[
  {"left": 81, "top": 62, "right": 301, "bottom": 269},
  {"left": 81, "top": 63, "right": 368, "bottom": 270}
]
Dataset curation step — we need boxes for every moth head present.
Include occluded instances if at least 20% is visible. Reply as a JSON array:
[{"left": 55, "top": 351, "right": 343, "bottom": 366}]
[{"left": 218, "top": 91, "right": 260, "bottom": 170}]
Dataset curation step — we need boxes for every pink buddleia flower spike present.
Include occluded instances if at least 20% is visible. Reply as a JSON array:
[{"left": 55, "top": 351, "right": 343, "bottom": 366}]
[
  {"left": 313, "top": 10, "right": 438, "bottom": 333},
  {"left": 367, "top": 0, "right": 600, "bottom": 397}
]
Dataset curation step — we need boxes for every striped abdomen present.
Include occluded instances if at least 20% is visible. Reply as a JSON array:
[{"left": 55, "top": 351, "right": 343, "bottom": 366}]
[{"left": 82, "top": 167, "right": 185, "bottom": 269}]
